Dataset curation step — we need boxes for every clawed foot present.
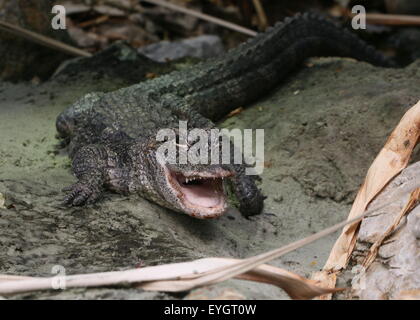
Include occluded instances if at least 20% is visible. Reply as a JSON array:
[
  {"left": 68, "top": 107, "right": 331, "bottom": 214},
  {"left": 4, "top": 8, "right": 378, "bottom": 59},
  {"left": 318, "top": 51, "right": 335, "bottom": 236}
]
[
  {"left": 239, "top": 192, "right": 266, "bottom": 218},
  {"left": 63, "top": 182, "right": 102, "bottom": 206}
]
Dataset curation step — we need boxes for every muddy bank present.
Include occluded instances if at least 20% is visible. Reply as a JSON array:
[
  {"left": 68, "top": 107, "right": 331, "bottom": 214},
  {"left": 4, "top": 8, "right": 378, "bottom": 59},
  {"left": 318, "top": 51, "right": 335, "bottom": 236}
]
[{"left": 0, "top": 55, "right": 419, "bottom": 299}]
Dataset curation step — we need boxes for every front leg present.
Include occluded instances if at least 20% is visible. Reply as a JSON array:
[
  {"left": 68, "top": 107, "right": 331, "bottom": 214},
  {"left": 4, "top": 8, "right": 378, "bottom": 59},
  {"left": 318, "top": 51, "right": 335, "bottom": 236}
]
[
  {"left": 231, "top": 164, "right": 265, "bottom": 217},
  {"left": 63, "top": 144, "right": 110, "bottom": 206}
]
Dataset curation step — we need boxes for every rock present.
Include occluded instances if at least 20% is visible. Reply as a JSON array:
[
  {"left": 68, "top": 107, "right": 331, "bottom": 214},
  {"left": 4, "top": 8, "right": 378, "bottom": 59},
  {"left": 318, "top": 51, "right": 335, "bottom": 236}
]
[
  {"left": 408, "top": 205, "right": 420, "bottom": 239},
  {"left": 1, "top": 49, "right": 420, "bottom": 299},
  {"left": 138, "top": 35, "right": 224, "bottom": 62},
  {"left": 350, "top": 162, "right": 420, "bottom": 300}
]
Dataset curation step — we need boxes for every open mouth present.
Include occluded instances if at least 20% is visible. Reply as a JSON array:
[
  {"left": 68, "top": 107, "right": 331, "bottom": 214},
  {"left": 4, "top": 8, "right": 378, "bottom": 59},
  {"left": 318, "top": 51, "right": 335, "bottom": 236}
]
[{"left": 165, "top": 168, "right": 233, "bottom": 218}]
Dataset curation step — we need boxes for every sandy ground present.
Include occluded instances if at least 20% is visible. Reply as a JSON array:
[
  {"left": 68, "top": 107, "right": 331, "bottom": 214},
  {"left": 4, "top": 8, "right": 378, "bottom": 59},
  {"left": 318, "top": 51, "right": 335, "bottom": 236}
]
[{"left": 0, "top": 54, "right": 419, "bottom": 299}]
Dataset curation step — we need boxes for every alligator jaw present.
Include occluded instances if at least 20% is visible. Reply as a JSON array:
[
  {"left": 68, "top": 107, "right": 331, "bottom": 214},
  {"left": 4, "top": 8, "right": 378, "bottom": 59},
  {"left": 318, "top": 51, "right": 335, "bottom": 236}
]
[{"left": 164, "top": 167, "right": 233, "bottom": 219}]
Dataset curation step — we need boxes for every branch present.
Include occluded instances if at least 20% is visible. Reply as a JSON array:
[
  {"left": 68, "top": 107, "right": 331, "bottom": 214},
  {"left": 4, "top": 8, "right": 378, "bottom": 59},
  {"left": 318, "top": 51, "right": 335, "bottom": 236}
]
[
  {"left": 0, "top": 20, "right": 91, "bottom": 57},
  {"left": 349, "top": 13, "right": 420, "bottom": 26},
  {"left": 252, "top": 0, "right": 268, "bottom": 30}
]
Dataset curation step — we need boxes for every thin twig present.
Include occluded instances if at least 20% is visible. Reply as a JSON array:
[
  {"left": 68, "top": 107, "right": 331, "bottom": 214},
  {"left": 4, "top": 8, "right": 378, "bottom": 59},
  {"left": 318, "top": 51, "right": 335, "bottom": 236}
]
[
  {"left": 140, "top": 0, "right": 258, "bottom": 36},
  {"left": 78, "top": 15, "right": 109, "bottom": 28},
  {"left": 0, "top": 20, "right": 91, "bottom": 57},
  {"left": 366, "top": 13, "right": 420, "bottom": 26},
  {"left": 349, "top": 12, "right": 420, "bottom": 26},
  {"left": 252, "top": 0, "right": 268, "bottom": 30}
]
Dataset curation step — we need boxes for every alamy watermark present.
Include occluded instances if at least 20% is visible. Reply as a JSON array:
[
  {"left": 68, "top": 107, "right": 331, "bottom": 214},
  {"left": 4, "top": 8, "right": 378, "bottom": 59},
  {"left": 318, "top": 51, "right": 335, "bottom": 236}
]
[
  {"left": 51, "top": 5, "right": 66, "bottom": 30},
  {"left": 352, "top": 5, "right": 367, "bottom": 30},
  {"left": 155, "top": 121, "right": 265, "bottom": 175},
  {"left": 51, "top": 265, "right": 66, "bottom": 290}
]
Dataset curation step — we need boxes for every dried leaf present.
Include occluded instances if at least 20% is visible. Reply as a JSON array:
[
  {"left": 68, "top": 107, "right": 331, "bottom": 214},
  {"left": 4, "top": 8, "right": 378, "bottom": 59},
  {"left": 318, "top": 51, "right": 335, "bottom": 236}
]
[
  {"left": 226, "top": 107, "right": 243, "bottom": 117},
  {"left": 0, "top": 258, "right": 338, "bottom": 299},
  {"left": 138, "top": 258, "right": 343, "bottom": 300},
  {"left": 78, "top": 16, "right": 110, "bottom": 29},
  {"left": 145, "top": 72, "right": 158, "bottom": 79},
  {"left": 311, "top": 271, "right": 336, "bottom": 300}
]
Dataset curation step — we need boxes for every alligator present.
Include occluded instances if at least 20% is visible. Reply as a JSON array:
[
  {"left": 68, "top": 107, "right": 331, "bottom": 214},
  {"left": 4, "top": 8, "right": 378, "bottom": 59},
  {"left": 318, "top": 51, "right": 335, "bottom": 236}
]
[{"left": 56, "top": 12, "right": 396, "bottom": 219}]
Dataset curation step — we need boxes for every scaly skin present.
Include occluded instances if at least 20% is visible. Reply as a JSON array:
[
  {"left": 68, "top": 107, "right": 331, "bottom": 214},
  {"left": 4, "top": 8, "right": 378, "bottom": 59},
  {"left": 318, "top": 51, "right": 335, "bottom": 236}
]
[{"left": 56, "top": 13, "right": 396, "bottom": 219}]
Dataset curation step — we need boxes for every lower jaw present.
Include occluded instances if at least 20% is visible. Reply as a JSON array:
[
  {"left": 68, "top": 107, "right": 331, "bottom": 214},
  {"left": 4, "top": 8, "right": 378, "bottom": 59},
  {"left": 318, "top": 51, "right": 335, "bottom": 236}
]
[
  {"left": 164, "top": 172, "right": 229, "bottom": 218},
  {"left": 181, "top": 202, "right": 227, "bottom": 219}
]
